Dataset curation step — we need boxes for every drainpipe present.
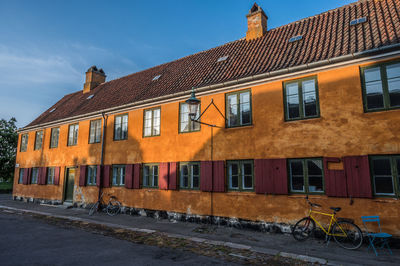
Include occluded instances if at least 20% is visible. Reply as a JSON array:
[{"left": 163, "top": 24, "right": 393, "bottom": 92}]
[{"left": 98, "top": 112, "right": 108, "bottom": 201}]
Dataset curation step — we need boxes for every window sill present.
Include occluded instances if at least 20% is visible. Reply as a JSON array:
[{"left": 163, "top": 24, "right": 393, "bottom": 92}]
[
  {"left": 364, "top": 107, "right": 400, "bottom": 114},
  {"left": 225, "top": 124, "right": 254, "bottom": 130},
  {"left": 284, "top": 116, "right": 321, "bottom": 123}
]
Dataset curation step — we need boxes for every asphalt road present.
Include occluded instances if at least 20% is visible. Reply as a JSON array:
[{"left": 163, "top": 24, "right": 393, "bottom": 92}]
[{"left": 0, "top": 212, "right": 231, "bottom": 266}]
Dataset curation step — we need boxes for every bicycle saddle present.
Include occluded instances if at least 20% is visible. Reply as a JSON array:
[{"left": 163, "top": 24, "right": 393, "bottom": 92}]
[{"left": 330, "top": 207, "right": 341, "bottom": 212}]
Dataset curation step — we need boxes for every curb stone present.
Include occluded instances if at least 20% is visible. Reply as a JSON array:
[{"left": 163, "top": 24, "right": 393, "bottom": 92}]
[{"left": 0, "top": 204, "right": 330, "bottom": 265}]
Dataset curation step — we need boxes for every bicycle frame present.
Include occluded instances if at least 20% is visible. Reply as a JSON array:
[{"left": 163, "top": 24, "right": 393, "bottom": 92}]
[{"left": 307, "top": 209, "right": 347, "bottom": 237}]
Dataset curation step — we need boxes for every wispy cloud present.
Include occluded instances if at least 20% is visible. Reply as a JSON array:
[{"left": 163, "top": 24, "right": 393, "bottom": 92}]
[{"left": 0, "top": 42, "right": 139, "bottom": 127}]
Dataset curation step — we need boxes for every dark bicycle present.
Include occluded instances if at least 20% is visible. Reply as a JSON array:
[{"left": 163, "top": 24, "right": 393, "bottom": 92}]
[{"left": 88, "top": 193, "right": 121, "bottom": 216}]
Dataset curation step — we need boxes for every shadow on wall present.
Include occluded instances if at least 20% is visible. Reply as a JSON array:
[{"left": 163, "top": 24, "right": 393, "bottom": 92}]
[{"left": 73, "top": 121, "right": 144, "bottom": 204}]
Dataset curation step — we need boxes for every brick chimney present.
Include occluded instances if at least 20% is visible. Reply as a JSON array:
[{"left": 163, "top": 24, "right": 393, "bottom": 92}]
[
  {"left": 83, "top": 66, "right": 106, "bottom": 93},
  {"left": 246, "top": 3, "right": 268, "bottom": 41}
]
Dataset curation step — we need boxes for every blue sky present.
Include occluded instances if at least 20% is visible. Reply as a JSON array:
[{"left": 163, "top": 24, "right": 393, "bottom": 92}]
[{"left": 0, "top": 0, "right": 356, "bottom": 128}]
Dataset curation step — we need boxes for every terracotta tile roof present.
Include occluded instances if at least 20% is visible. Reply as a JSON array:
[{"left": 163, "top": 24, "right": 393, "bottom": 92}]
[{"left": 27, "top": 0, "right": 400, "bottom": 128}]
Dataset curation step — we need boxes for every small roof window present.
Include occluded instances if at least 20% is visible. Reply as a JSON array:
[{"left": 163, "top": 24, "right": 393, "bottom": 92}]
[
  {"left": 152, "top": 74, "right": 162, "bottom": 81},
  {"left": 289, "top": 35, "right": 303, "bottom": 43},
  {"left": 350, "top": 17, "right": 367, "bottom": 26},
  {"left": 87, "top": 94, "right": 94, "bottom": 100},
  {"left": 49, "top": 108, "right": 56, "bottom": 113},
  {"left": 217, "top": 55, "right": 229, "bottom": 62}
]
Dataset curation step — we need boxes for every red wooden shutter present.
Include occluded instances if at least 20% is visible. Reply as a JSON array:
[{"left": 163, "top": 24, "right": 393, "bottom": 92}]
[
  {"left": 168, "top": 162, "right": 177, "bottom": 190},
  {"left": 96, "top": 165, "right": 101, "bottom": 187},
  {"left": 22, "top": 168, "right": 28, "bottom": 185},
  {"left": 255, "top": 159, "right": 288, "bottom": 194},
  {"left": 213, "top": 161, "right": 225, "bottom": 192},
  {"left": 103, "top": 165, "right": 111, "bottom": 188},
  {"left": 200, "top": 161, "right": 212, "bottom": 192},
  {"left": 133, "top": 164, "right": 141, "bottom": 189},
  {"left": 343, "top": 156, "right": 372, "bottom": 198},
  {"left": 38, "top": 167, "right": 47, "bottom": 185},
  {"left": 79, "top": 165, "right": 87, "bottom": 187},
  {"left": 54, "top": 167, "right": 60, "bottom": 185},
  {"left": 159, "top": 163, "right": 169, "bottom": 190},
  {"left": 125, "top": 164, "right": 134, "bottom": 189},
  {"left": 255, "top": 159, "right": 267, "bottom": 194},
  {"left": 323, "top": 158, "right": 347, "bottom": 197}
]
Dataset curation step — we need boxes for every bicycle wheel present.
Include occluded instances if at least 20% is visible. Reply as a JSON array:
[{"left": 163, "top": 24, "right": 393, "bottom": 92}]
[
  {"left": 89, "top": 201, "right": 99, "bottom": 216},
  {"left": 292, "top": 217, "right": 315, "bottom": 241},
  {"left": 332, "top": 221, "right": 363, "bottom": 250},
  {"left": 106, "top": 200, "right": 121, "bottom": 216}
]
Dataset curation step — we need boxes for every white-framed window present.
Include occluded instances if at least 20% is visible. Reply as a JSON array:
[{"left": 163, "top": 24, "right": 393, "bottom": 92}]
[
  {"left": 143, "top": 108, "right": 161, "bottom": 137},
  {"left": 112, "top": 165, "right": 125, "bottom": 186}
]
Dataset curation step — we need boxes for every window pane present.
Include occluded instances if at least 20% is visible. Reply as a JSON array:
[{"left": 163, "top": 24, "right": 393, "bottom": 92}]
[
  {"left": 122, "top": 121, "right": 128, "bottom": 139},
  {"left": 366, "top": 82, "right": 384, "bottom": 109},
  {"left": 180, "top": 104, "right": 189, "bottom": 132},
  {"left": 302, "top": 80, "right": 317, "bottom": 117},
  {"left": 286, "top": 83, "right": 300, "bottom": 119},
  {"left": 74, "top": 125, "right": 79, "bottom": 145},
  {"left": 228, "top": 94, "right": 238, "bottom": 127},
  {"left": 229, "top": 164, "right": 239, "bottom": 188},
  {"left": 153, "top": 166, "right": 158, "bottom": 187},
  {"left": 112, "top": 167, "right": 117, "bottom": 185},
  {"left": 372, "top": 158, "right": 394, "bottom": 195},
  {"left": 143, "top": 166, "right": 149, "bottom": 186},
  {"left": 307, "top": 159, "right": 323, "bottom": 175},
  {"left": 372, "top": 158, "right": 392, "bottom": 175},
  {"left": 181, "top": 165, "right": 188, "bottom": 188},
  {"left": 386, "top": 63, "right": 400, "bottom": 79},
  {"left": 153, "top": 109, "right": 160, "bottom": 118},
  {"left": 120, "top": 167, "right": 125, "bottom": 185},
  {"left": 240, "top": 102, "right": 251, "bottom": 125},
  {"left": 192, "top": 175, "right": 199, "bottom": 188},
  {"left": 192, "top": 164, "right": 199, "bottom": 176},
  {"left": 145, "top": 110, "right": 152, "bottom": 120},
  {"left": 290, "top": 161, "right": 304, "bottom": 192},
  {"left": 397, "top": 159, "right": 400, "bottom": 194},
  {"left": 364, "top": 67, "right": 382, "bottom": 82},
  {"left": 388, "top": 78, "right": 400, "bottom": 107},
  {"left": 243, "top": 163, "right": 252, "bottom": 176},
  {"left": 19, "top": 169, "right": 24, "bottom": 183},
  {"left": 375, "top": 176, "right": 394, "bottom": 194},
  {"left": 243, "top": 175, "right": 253, "bottom": 189},
  {"left": 95, "top": 122, "right": 101, "bottom": 142},
  {"left": 364, "top": 67, "right": 384, "bottom": 109},
  {"left": 144, "top": 127, "right": 151, "bottom": 137}
]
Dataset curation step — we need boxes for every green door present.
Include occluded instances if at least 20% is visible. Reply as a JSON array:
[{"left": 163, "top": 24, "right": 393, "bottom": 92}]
[{"left": 64, "top": 168, "right": 75, "bottom": 202}]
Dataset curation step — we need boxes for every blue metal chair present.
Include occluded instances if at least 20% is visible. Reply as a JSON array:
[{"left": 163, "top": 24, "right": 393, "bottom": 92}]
[{"left": 361, "top": 216, "right": 392, "bottom": 256}]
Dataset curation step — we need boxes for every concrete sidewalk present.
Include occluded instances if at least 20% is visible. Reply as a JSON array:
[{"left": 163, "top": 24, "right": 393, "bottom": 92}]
[{"left": 1, "top": 194, "right": 398, "bottom": 266}]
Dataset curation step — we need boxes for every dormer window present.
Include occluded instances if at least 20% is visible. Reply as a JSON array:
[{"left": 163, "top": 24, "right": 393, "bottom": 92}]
[
  {"left": 350, "top": 17, "right": 367, "bottom": 26},
  {"left": 217, "top": 56, "right": 229, "bottom": 62},
  {"left": 152, "top": 75, "right": 161, "bottom": 81},
  {"left": 289, "top": 35, "right": 303, "bottom": 43}
]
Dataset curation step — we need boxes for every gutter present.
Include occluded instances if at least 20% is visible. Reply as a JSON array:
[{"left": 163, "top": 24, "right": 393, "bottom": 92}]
[
  {"left": 18, "top": 43, "right": 400, "bottom": 133},
  {"left": 98, "top": 112, "right": 108, "bottom": 201}
]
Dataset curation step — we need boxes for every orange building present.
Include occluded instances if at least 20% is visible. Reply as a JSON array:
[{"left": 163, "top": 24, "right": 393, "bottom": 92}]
[{"left": 13, "top": 1, "right": 400, "bottom": 235}]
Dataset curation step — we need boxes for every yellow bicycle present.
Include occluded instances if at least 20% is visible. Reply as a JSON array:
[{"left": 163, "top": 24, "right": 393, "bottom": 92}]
[{"left": 292, "top": 197, "right": 363, "bottom": 250}]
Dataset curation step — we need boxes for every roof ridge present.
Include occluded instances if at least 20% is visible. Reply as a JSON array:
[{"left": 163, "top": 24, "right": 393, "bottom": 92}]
[{"left": 269, "top": 0, "right": 370, "bottom": 32}]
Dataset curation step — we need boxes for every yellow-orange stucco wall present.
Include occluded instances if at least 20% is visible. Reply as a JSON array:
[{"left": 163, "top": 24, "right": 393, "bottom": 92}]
[{"left": 13, "top": 57, "right": 400, "bottom": 235}]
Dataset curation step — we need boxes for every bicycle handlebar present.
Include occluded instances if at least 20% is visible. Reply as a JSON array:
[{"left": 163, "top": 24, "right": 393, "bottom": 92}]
[{"left": 305, "top": 196, "right": 321, "bottom": 208}]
